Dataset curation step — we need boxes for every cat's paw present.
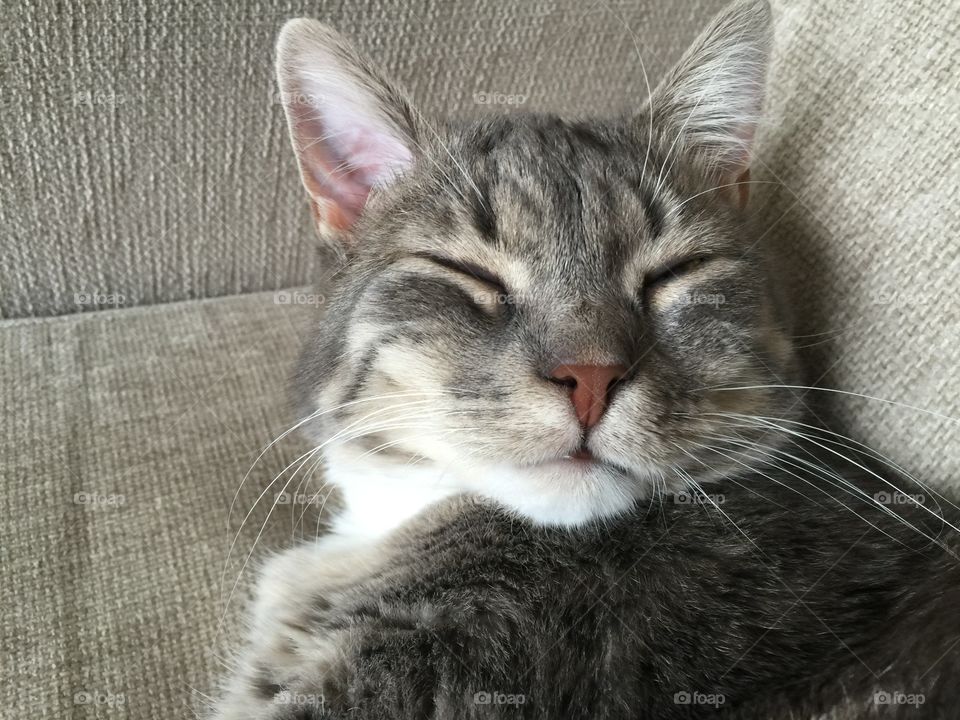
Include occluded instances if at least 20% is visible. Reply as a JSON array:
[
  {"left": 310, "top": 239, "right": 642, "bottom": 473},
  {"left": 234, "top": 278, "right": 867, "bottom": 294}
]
[
  {"left": 212, "top": 535, "right": 389, "bottom": 719},
  {"left": 247, "top": 534, "right": 389, "bottom": 671}
]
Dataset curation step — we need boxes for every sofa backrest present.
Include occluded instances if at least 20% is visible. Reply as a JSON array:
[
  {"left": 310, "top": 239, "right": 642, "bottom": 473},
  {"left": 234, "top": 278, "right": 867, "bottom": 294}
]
[{"left": 1, "top": 0, "right": 726, "bottom": 319}]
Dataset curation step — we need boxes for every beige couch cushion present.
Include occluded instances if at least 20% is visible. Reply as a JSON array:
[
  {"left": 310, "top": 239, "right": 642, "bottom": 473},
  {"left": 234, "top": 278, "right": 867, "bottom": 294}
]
[
  {"left": 756, "top": 0, "right": 960, "bottom": 487},
  {"left": 1, "top": 292, "right": 315, "bottom": 717}
]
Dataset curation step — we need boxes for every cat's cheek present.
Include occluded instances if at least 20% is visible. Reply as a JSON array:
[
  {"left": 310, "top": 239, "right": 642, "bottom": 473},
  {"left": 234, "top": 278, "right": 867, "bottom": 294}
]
[{"left": 593, "top": 384, "right": 683, "bottom": 464}]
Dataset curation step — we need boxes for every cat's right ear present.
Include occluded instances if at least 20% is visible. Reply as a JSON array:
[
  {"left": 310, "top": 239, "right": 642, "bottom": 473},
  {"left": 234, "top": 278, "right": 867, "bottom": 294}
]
[
  {"left": 642, "top": 0, "right": 772, "bottom": 209},
  {"left": 276, "top": 20, "right": 422, "bottom": 241}
]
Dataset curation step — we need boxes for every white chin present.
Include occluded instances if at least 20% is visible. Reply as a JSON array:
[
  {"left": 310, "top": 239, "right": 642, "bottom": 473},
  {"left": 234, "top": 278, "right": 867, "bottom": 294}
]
[{"left": 462, "top": 460, "right": 645, "bottom": 527}]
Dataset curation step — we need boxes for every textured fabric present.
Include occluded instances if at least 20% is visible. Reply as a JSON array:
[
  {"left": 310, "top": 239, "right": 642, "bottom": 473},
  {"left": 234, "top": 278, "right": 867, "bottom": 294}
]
[
  {"left": 755, "top": 0, "right": 960, "bottom": 487},
  {"left": 0, "top": 0, "right": 726, "bottom": 320},
  {"left": 0, "top": 291, "right": 319, "bottom": 717},
  {"left": 2, "top": 0, "right": 959, "bottom": 717}
]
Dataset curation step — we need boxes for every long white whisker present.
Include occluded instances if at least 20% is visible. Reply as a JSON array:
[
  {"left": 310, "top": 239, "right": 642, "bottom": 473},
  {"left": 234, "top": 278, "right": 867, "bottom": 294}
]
[
  {"left": 676, "top": 465, "right": 755, "bottom": 545},
  {"left": 711, "top": 412, "right": 960, "bottom": 537},
  {"left": 218, "top": 402, "right": 471, "bottom": 632},
  {"left": 214, "top": 445, "right": 322, "bottom": 637},
  {"left": 226, "top": 398, "right": 447, "bottom": 572},
  {"left": 675, "top": 435, "right": 825, "bottom": 510},
  {"left": 696, "top": 384, "right": 960, "bottom": 425},
  {"left": 601, "top": 3, "right": 655, "bottom": 189},
  {"left": 686, "top": 431, "right": 926, "bottom": 548},
  {"left": 219, "top": 412, "right": 460, "bottom": 636},
  {"left": 727, "top": 413, "right": 959, "bottom": 518},
  {"left": 227, "top": 391, "right": 458, "bottom": 531},
  {"left": 674, "top": 179, "right": 781, "bottom": 210}
]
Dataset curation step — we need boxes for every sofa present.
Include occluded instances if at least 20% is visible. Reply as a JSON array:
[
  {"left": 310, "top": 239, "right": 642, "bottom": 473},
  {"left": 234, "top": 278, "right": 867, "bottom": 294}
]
[{"left": 2, "top": 0, "right": 957, "bottom": 716}]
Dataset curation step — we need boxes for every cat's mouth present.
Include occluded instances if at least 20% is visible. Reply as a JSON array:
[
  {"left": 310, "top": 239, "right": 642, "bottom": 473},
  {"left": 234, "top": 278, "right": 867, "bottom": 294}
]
[
  {"left": 538, "top": 445, "right": 630, "bottom": 475},
  {"left": 522, "top": 444, "right": 600, "bottom": 468},
  {"left": 567, "top": 446, "right": 594, "bottom": 461},
  {"left": 481, "top": 445, "right": 644, "bottom": 526}
]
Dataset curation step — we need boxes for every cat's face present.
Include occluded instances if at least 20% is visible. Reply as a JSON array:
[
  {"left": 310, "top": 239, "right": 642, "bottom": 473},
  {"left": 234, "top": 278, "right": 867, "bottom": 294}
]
[{"left": 279, "top": 0, "right": 800, "bottom": 525}]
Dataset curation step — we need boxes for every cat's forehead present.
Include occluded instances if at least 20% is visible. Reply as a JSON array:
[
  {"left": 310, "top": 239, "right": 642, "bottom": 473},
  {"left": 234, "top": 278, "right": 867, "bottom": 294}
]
[
  {"left": 443, "top": 116, "right": 662, "bottom": 263},
  {"left": 380, "top": 114, "right": 735, "bottom": 284},
  {"left": 458, "top": 116, "right": 646, "bottom": 211}
]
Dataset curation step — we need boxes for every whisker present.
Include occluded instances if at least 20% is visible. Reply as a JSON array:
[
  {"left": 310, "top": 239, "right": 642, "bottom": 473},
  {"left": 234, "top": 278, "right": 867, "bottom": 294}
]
[
  {"left": 675, "top": 464, "right": 757, "bottom": 546},
  {"left": 219, "top": 446, "right": 321, "bottom": 602},
  {"left": 217, "top": 404, "right": 474, "bottom": 639},
  {"left": 693, "top": 384, "right": 960, "bottom": 425},
  {"left": 215, "top": 446, "right": 322, "bottom": 639},
  {"left": 291, "top": 451, "right": 330, "bottom": 538},
  {"left": 738, "top": 414, "right": 958, "bottom": 517},
  {"left": 674, "top": 436, "right": 820, "bottom": 511},
  {"left": 686, "top": 414, "right": 954, "bottom": 553},
  {"left": 708, "top": 412, "right": 960, "bottom": 537},
  {"left": 687, "top": 430, "right": 926, "bottom": 549},
  {"left": 226, "top": 399, "right": 448, "bottom": 579},
  {"left": 600, "top": 3, "right": 656, "bottom": 190},
  {"left": 228, "top": 391, "right": 459, "bottom": 531},
  {"left": 673, "top": 180, "right": 782, "bottom": 210}
]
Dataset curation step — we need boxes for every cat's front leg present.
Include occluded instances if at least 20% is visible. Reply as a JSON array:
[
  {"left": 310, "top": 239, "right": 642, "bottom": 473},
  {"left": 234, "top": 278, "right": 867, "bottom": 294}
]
[
  {"left": 253, "top": 622, "right": 528, "bottom": 720},
  {"left": 213, "top": 533, "right": 389, "bottom": 719}
]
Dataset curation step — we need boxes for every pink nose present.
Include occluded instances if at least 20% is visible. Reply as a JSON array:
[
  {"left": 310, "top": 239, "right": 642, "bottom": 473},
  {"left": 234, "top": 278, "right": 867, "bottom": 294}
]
[{"left": 549, "top": 363, "right": 627, "bottom": 429}]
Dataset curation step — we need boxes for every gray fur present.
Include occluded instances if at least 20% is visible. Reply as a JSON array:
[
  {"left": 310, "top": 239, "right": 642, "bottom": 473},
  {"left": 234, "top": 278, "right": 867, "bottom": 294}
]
[
  {"left": 231, "top": 475, "right": 960, "bottom": 719},
  {"left": 214, "top": 1, "right": 960, "bottom": 717}
]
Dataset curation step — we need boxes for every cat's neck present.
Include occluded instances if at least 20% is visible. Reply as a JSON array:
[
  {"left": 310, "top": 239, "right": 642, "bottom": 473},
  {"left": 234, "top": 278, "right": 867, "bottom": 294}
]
[{"left": 323, "top": 447, "right": 461, "bottom": 540}]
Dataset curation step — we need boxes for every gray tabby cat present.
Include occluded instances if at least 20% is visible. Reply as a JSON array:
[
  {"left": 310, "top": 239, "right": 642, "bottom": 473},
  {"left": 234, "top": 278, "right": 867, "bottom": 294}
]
[{"left": 214, "top": 1, "right": 960, "bottom": 717}]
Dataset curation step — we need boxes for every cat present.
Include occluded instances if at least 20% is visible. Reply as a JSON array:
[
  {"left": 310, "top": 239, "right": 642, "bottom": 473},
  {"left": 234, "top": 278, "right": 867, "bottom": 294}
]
[{"left": 213, "top": 1, "right": 960, "bottom": 717}]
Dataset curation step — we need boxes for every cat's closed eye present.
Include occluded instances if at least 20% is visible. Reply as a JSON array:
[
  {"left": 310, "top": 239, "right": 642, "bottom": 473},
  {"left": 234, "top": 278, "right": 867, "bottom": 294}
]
[
  {"left": 643, "top": 256, "right": 709, "bottom": 294},
  {"left": 419, "top": 253, "right": 509, "bottom": 295}
]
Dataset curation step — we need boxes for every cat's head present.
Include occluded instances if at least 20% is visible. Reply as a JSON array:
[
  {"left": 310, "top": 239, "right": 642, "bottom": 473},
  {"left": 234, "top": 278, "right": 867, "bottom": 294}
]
[{"left": 277, "top": 0, "right": 801, "bottom": 526}]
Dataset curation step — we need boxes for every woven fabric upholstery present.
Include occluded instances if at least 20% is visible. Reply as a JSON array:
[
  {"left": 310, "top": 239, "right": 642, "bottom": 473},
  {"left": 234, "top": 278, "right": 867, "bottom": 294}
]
[
  {"left": 1, "top": 0, "right": 958, "bottom": 717},
  {"left": 1, "top": 292, "right": 317, "bottom": 717},
  {"left": 1, "top": 0, "right": 726, "bottom": 320},
  {"left": 755, "top": 0, "right": 959, "bottom": 488}
]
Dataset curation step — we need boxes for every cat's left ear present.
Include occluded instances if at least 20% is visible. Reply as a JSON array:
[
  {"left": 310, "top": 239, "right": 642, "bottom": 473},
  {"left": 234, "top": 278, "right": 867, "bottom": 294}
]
[
  {"left": 276, "top": 19, "right": 423, "bottom": 241},
  {"left": 644, "top": 0, "right": 772, "bottom": 209}
]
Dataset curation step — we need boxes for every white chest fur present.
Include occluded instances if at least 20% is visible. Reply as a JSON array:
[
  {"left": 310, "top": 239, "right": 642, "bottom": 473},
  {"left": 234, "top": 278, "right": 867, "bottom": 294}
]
[{"left": 323, "top": 448, "right": 461, "bottom": 540}]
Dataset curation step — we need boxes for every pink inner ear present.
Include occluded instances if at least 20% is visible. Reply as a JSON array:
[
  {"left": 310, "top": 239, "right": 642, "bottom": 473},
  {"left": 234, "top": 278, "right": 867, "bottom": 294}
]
[{"left": 289, "top": 97, "right": 413, "bottom": 232}]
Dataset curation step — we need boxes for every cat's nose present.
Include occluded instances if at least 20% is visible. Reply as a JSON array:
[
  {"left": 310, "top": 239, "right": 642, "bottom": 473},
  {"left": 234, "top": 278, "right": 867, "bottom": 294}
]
[{"left": 548, "top": 363, "right": 627, "bottom": 429}]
